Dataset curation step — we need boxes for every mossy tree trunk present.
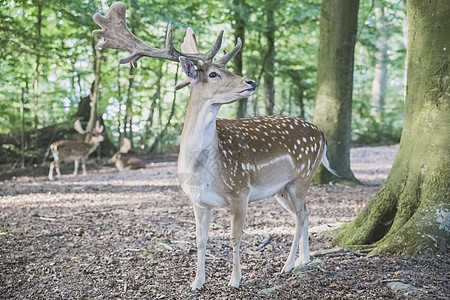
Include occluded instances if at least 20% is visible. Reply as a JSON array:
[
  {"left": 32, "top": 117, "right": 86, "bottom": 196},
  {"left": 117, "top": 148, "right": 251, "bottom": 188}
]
[
  {"left": 335, "top": 0, "right": 450, "bottom": 255},
  {"left": 313, "top": 0, "right": 360, "bottom": 183}
]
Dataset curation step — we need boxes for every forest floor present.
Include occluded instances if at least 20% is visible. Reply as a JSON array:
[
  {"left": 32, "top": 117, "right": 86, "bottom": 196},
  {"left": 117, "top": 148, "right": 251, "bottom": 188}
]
[{"left": 1, "top": 145, "right": 448, "bottom": 299}]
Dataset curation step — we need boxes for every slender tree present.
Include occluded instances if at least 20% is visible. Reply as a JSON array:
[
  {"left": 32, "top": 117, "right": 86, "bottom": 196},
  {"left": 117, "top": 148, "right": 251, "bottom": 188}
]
[
  {"left": 123, "top": 0, "right": 139, "bottom": 143},
  {"left": 263, "top": 0, "right": 276, "bottom": 115},
  {"left": 33, "top": 2, "right": 42, "bottom": 136},
  {"left": 313, "top": 0, "right": 360, "bottom": 183},
  {"left": 84, "top": 37, "right": 103, "bottom": 142},
  {"left": 371, "top": 5, "right": 389, "bottom": 120},
  {"left": 335, "top": 0, "right": 450, "bottom": 255},
  {"left": 143, "top": 60, "right": 164, "bottom": 148},
  {"left": 233, "top": 0, "right": 247, "bottom": 118}
]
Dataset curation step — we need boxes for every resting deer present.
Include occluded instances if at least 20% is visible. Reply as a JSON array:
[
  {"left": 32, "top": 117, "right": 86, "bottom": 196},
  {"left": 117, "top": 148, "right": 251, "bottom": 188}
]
[
  {"left": 48, "top": 120, "right": 104, "bottom": 180},
  {"left": 93, "top": 2, "right": 336, "bottom": 289},
  {"left": 109, "top": 137, "right": 146, "bottom": 170}
]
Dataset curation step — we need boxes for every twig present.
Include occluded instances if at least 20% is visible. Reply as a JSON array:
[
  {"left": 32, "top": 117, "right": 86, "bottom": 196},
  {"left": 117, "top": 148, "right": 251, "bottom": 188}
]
[
  {"left": 32, "top": 213, "right": 59, "bottom": 221},
  {"left": 71, "top": 207, "right": 133, "bottom": 216},
  {"left": 124, "top": 248, "right": 142, "bottom": 252},
  {"left": 31, "top": 232, "right": 65, "bottom": 239},
  {"left": 257, "top": 234, "right": 271, "bottom": 250}
]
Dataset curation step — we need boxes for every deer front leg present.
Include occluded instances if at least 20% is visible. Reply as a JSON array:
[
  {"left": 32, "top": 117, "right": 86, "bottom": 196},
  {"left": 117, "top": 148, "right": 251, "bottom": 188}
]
[
  {"left": 48, "top": 162, "right": 55, "bottom": 180},
  {"left": 191, "top": 203, "right": 211, "bottom": 290},
  {"left": 229, "top": 199, "right": 248, "bottom": 288},
  {"left": 55, "top": 161, "right": 62, "bottom": 179}
]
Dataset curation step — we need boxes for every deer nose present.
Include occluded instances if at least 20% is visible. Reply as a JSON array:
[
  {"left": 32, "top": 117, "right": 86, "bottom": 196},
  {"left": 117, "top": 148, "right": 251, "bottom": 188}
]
[{"left": 246, "top": 80, "right": 256, "bottom": 90}]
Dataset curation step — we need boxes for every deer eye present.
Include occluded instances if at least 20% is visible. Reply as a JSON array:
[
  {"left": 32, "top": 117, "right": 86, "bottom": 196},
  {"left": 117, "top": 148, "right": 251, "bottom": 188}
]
[{"left": 209, "top": 72, "right": 218, "bottom": 78}]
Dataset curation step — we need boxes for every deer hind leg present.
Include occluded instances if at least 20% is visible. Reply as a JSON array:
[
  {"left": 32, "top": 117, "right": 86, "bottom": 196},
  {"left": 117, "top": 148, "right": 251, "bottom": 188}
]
[
  {"left": 73, "top": 159, "right": 79, "bottom": 176},
  {"left": 54, "top": 161, "right": 62, "bottom": 179},
  {"left": 296, "top": 208, "right": 310, "bottom": 267},
  {"left": 228, "top": 198, "right": 248, "bottom": 288},
  {"left": 191, "top": 203, "right": 212, "bottom": 290},
  {"left": 275, "top": 181, "right": 309, "bottom": 273}
]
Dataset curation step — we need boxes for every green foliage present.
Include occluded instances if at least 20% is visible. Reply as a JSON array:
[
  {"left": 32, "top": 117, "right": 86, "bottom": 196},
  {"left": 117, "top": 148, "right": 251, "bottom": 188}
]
[{"left": 0, "top": 0, "right": 407, "bottom": 165}]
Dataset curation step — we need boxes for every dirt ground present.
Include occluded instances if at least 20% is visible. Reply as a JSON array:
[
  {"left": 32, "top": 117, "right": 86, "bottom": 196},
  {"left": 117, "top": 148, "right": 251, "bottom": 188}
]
[{"left": 1, "top": 145, "right": 448, "bottom": 299}]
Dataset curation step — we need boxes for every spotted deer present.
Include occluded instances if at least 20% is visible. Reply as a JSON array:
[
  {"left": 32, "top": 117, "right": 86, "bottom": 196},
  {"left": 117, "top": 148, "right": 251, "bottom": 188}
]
[
  {"left": 48, "top": 120, "right": 104, "bottom": 180},
  {"left": 93, "top": 2, "right": 336, "bottom": 290},
  {"left": 109, "top": 137, "right": 146, "bottom": 170}
]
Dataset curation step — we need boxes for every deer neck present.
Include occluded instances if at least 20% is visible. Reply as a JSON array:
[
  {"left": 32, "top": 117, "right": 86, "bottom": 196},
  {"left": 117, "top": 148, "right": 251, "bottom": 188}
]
[
  {"left": 179, "top": 91, "right": 220, "bottom": 172},
  {"left": 87, "top": 139, "right": 100, "bottom": 155}
]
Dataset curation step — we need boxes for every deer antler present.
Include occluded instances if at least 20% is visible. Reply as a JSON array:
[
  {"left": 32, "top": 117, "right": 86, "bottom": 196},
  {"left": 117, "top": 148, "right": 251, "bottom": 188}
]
[
  {"left": 92, "top": 2, "right": 224, "bottom": 67},
  {"left": 74, "top": 120, "right": 103, "bottom": 135},
  {"left": 74, "top": 120, "right": 86, "bottom": 134},
  {"left": 94, "top": 120, "right": 104, "bottom": 134},
  {"left": 181, "top": 27, "right": 199, "bottom": 54},
  {"left": 217, "top": 38, "right": 242, "bottom": 67},
  {"left": 120, "top": 138, "right": 132, "bottom": 153}
]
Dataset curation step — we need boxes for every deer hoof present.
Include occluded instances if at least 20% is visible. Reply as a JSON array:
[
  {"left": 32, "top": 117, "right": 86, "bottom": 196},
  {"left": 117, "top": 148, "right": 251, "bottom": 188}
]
[
  {"left": 190, "top": 277, "right": 205, "bottom": 290},
  {"left": 228, "top": 277, "right": 241, "bottom": 288},
  {"left": 281, "top": 262, "right": 295, "bottom": 273}
]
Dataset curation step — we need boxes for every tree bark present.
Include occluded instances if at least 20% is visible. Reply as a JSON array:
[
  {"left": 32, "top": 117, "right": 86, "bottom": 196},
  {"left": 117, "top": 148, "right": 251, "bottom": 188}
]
[
  {"left": 335, "top": 0, "right": 450, "bottom": 255},
  {"left": 313, "top": 0, "right": 360, "bottom": 183},
  {"left": 263, "top": 0, "right": 276, "bottom": 115}
]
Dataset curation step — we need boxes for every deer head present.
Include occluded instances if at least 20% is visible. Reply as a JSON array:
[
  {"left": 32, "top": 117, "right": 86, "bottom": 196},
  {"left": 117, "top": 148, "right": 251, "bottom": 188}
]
[
  {"left": 74, "top": 120, "right": 104, "bottom": 144},
  {"left": 92, "top": 2, "right": 255, "bottom": 107},
  {"left": 109, "top": 138, "right": 145, "bottom": 170}
]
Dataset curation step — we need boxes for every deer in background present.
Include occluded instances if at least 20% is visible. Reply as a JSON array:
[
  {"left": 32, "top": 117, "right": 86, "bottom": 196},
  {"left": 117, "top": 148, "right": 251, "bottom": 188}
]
[
  {"left": 48, "top": 120, "right": 104, "bottom": 180},
  {"left": 109, "top": 137, "right": 146, "bottom": 170},
  {"left": 93, "top": 2, "right": 336, "bottom": 289}
]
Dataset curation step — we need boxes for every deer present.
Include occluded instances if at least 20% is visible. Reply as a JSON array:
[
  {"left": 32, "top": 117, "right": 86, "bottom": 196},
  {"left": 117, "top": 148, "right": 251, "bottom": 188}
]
[
  {"left": 48, "top": 120, "right": 104, "bottom": 180},
  {"left": 109, "top": 137, "right": 146, "bottom": 170},
  {"left": 93, "top": 2, "right": 337, "bottom": 290}
]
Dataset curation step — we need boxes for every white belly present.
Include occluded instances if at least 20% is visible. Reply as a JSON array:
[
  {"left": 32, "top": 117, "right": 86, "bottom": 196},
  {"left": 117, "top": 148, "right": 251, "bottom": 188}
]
[{"left": 181, "top": 182, "right": 228, "bottom": 208}]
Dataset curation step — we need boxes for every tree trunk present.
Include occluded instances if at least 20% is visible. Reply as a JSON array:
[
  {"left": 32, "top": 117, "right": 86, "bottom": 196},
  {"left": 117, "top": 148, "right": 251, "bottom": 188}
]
[
  {"left": 149, "top": 66, "right": 178, "bottom": 153},
  {"left": 85, "top": 38, "right": 102, "bottom": 142},
  {"left": 371, "top": 6, "right": 389, "bottom": 120},
  {"left": 335, "top": 0, "right": 450, "bottom": 255},
  {"left": 32, "top": 3, "right": 42, "bottom": 149},
  {"left": 297, "top": 86, "right": 305, "bottom": 120},
  {"left": 143, "top": 60, "right": 164, "bottom": 146},
  {"left": 116, "top": 56, "right": 123, "bottom": 143},
  {"left": 124, "top": 65, "right": 135, "bottom": 143},
  {"left": 263, "top": 0, "right": 275, "bottom": 115},
  {"left": 20, "top": 87, "right": 26, "bottom": 169},
  {"left": 313, "top": 0, "right": 360, "bottom": 183},
  {"left": 233, "top": 0, "right": 247, "bottom": 119}
]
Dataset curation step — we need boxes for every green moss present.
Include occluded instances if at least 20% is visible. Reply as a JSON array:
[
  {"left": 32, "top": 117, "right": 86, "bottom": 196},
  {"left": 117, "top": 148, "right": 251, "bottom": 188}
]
[
  {"left": 373, "top": 202, "right": 450, "bottom": 255},
  {"left": 334, "top": 183, "right": 400, "bottom": 246}
]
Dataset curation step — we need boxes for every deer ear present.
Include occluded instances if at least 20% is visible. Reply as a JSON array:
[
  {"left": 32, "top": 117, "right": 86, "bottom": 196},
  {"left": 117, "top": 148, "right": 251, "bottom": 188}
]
[{"left": 179, "top": 56, "right": 198, "bottom": 79}]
